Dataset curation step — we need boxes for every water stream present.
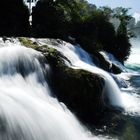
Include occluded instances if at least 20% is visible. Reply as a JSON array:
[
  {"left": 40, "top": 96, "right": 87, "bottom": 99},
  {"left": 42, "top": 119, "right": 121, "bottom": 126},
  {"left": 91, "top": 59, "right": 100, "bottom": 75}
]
[
  {"left": 0, "top": 39, "right": 108, "bottom": 140},
  {"left": 1, "top": 38, "right": 140, "bottom": 140}
]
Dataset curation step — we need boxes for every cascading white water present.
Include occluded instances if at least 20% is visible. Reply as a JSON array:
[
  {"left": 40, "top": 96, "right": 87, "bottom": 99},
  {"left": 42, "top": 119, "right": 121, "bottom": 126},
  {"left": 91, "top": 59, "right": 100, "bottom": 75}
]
[
  {"left": 35, "top": 38, "right": 140, "bottom": 116},
  {"left": 96, "top": 39, "right": 140, "bottom": 116},
  {"left": 120, "top": 39, "right": 140, "bottom": 115},
  {"left": 36, "top": 39, "right": 124, "bottom": 109},
  {"left": 0, "top": 39, "right": 109, "bottom": 140}
]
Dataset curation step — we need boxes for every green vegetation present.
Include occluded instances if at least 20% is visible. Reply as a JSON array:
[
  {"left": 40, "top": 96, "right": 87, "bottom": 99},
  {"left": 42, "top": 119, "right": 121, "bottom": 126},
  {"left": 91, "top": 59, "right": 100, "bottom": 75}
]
[
  {"left": 18, "top": 37, "right": 38, "bottom": 49},
  {"left": 112, "top": 7, "right": 132, "bottom": 63},
  {"left": 121, "top": 121, "right": 138, "bottom": 140},
  {"left": 40, "top": 45, "right": 105, "bottom": 125},
  {"left": 32, "top": 0, "right": 133, "bottom": 63},
  {"left": 0, "top": 0, "right": 133, "bottom": 63}
]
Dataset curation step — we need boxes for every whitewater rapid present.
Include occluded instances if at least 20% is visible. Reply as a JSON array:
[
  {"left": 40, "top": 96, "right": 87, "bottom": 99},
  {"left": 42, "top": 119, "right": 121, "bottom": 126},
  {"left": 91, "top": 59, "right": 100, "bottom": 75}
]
[
  {"left": 122, "top": 39, "right": 140, "bottom": 115},
  {"left": 36, "top": 39, "right": 125, "bottom": 108},
  {"left": 35, "top": 38, "right": 140, "bottom": 116},
  {"left": 0, "top": 39, "right": 109, "bottom": 140},
  {"left": 2, "top": 37, "right": 140, "bottom": 140}
]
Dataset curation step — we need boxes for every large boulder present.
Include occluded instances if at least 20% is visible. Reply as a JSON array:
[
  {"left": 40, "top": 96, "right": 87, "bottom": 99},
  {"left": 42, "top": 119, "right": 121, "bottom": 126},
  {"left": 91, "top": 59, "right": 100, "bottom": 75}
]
[
  {"left": 37, "top": 46, "right": 106, "bottom": 125},
  {"left": 19, "top": 38, "right": 127, "bottom": 134}
]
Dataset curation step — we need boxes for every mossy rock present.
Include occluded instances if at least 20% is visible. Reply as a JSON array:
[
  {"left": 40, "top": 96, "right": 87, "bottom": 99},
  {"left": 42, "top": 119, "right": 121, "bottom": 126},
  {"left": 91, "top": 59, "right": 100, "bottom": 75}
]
[
  {"left": 37, "top": 46, "right": 106, "bottom": 126},
  {"left": 51, "top": 67, "right": 105, "bottom": 125},
  {"left": 18, "top": 37, "right": 39, "bottom": 49}
]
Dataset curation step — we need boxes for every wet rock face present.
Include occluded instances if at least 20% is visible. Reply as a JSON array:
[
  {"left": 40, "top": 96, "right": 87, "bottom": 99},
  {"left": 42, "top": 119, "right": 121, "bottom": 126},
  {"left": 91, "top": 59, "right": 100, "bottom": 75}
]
[
  {"left": 51, "top": 68, "right": 105, "bottom": 125},
  {"left": 92, "top": 52, "right": 122, "bottom": 74},
  {"left": 17, "top": 38, "right": 128, "bottom": 134},
  {"left": 38, "top": 46, "right": 106, "bottom": 125},
  {"left": 18, "top": 38, "right": 117, "bottom": 126}
]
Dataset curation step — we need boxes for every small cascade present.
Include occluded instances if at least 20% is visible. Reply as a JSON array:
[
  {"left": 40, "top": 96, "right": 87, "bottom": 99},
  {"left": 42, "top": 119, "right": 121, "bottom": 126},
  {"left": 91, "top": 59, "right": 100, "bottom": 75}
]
[
  {"left": 36, "top": 38, "right": 140, "bottom": 116},
  {"left": 0, "top": 39, "right": 109, "bottom": 140},
  {"left": 36, "top": 39, "right": 125, "bottom": 109}
]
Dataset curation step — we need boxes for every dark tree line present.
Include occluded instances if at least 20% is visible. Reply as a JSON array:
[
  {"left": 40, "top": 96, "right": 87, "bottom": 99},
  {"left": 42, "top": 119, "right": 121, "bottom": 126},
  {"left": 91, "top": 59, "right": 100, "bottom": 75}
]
[
  {"left": 0, "top": 0, "right": 30, "bottom": 36},
  {"left": 31, "top": 0, "right": 116, "bottom": 53},
  {"left": 0, "top": 0, "right": 132, "bottom": 63}
]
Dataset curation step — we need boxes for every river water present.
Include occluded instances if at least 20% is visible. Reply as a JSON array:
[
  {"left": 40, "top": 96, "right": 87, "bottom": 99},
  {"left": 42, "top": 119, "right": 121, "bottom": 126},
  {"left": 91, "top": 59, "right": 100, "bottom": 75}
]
[{"left": 0, "top": 38, "right": 140, "bottom": 140}]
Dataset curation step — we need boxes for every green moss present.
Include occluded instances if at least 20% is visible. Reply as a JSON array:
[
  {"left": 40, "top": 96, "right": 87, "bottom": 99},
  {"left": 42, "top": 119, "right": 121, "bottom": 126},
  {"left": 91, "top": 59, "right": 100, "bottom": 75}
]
[
  {"left": 51, "top": 64, "right": 105, "bottom": 125},
  {"left": 42, "top": 48, "right": 105, "bottom": 125},
  {"left": 121, "top": 121, "right": 138, "bottom": 140},
  {"left": 47, "top": 48, "right": 57, "bottom": 57},
  {"left": 18, "top": 37, "right": 39, "bottom": 49},
  {"left": 41, "top": 45, "right": 49, "bottom": 48}
]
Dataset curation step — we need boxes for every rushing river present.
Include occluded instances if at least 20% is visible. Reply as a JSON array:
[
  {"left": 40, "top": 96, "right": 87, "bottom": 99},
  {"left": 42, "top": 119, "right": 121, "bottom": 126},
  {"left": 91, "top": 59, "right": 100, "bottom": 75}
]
[
  {"left": 0, "top": 37, "right": 140, "bottom": 140},
  {"left": 119, "top": 39, "right": 140, "bottom": 140},
  {"left": 125, "top": 39, "right": 140, "bottom": 106},
  {"left": 0, "top": 38, "right": 111, "bottom": 140},
  {"left": 36, "top": 38, "right": 140, "bottom": 140}
]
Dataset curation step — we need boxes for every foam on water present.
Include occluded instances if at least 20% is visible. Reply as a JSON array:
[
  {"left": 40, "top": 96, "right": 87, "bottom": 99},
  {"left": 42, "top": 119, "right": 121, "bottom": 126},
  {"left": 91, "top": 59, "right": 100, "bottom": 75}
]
[
  {"left": 120, "top": 38, "right": 140, "bottom": 116},
  {"left": 36, "top": 38, "right": 140, "bottom": 116},
  {"left": 99, "top": 51, "right": 126, "bottom": 72},
  {"left": 0, "top": 39, "right": 110, "bottom": 140},
  {"left": 36, "top": 39, "right": 125, "bottom": 108}
]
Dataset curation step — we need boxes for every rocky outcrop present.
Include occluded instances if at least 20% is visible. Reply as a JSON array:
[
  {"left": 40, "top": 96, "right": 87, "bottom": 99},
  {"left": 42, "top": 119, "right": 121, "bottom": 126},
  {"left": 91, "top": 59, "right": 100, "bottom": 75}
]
[
  {"left": 36, "top": 46, "right": 105, "bottom": 125},
  {"left": 18, "top": 37, "right": 122, "bottom": 126},
  {"left": 92, "top": 51, "right": 122, "bottom": 74}
]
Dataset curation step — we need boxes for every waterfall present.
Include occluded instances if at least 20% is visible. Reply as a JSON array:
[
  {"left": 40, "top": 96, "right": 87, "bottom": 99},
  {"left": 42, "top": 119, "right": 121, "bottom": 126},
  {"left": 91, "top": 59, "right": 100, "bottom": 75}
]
[
  {"left": 36, "top": 39, "right": 124, "bottom": 109},
  {"left": 38, "top": 38, "right": 140, "bottom": 116},
  {"left": 0, "top": 39, "right": 109, "bottom": 140}
]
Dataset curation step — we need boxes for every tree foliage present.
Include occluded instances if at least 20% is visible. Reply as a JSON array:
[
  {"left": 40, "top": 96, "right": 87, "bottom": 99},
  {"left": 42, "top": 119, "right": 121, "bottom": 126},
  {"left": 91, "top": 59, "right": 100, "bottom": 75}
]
[
  {"left": 0, "top": 0, "right": 30, "bottom": 36},
  {"left": 0, "top": 0, "right": 132, "bottom": 63},
  {"left": 32, "top": 0, "right": 66, "bottom": 38},
  {"left": 113, "top": 7, "right": 132, "bottom": 63},
  {"left": 97, "top": 7, "right": 133, "bottom": 63},
  {"left": 32, "top": 0, "right": 116, "bottom": 52}
]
